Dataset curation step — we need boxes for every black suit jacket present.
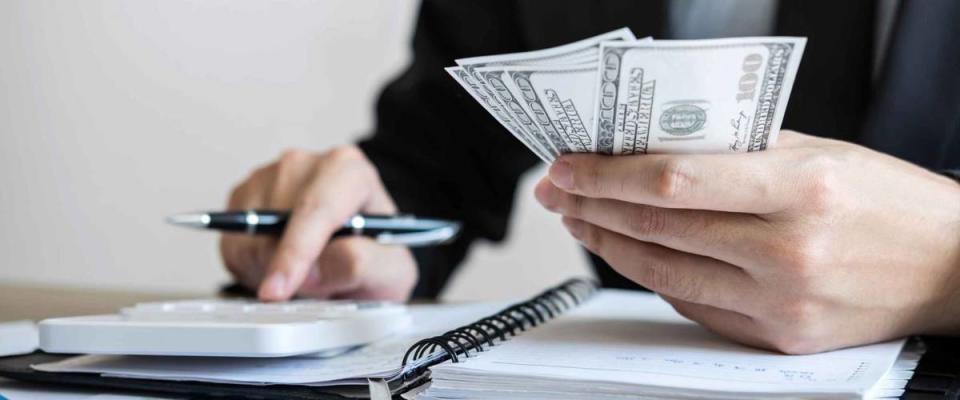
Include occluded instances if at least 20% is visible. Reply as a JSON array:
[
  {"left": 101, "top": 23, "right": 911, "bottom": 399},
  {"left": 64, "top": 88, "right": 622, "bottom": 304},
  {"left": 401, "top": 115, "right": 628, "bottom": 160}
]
[{"left": 358, "top": 0, "right": 960, "bottom": 298}]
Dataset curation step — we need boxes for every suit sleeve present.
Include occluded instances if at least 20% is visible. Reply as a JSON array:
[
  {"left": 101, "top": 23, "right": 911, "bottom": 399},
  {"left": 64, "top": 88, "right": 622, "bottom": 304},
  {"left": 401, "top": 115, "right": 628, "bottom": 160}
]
[
  {"left": 942, "top": 169, "right": 960, "bottom": 181},
  {"left": 357, "top": 0, "right": 540, "bottom": 298}
]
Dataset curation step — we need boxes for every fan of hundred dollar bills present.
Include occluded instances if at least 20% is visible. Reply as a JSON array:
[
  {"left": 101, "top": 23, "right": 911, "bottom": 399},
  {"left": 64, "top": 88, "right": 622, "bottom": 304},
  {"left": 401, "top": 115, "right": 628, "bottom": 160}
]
[{"left": 446, "top": 28, "right": 806, "bottom": 163}]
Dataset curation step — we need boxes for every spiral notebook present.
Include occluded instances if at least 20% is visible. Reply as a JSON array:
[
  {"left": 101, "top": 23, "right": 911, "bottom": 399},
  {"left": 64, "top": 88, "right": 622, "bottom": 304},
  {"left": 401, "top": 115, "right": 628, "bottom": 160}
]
[{"left": 27, "top": 279, "right": 919, "bottom": 399}]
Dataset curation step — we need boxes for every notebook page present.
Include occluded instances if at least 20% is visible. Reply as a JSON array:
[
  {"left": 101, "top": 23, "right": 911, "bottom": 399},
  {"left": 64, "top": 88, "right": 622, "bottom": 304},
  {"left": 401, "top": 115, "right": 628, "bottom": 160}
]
[
  {"left": 33, "top": 302, "right": 503, "bottom": 385},
  {"left": 427, "top": 290, "right": 906, "bottom": 398}
]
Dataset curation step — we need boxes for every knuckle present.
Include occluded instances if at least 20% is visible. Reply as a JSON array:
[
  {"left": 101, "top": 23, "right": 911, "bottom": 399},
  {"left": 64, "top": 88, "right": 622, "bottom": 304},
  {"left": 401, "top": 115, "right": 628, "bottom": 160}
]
[
  {"left": 799, "top": 154, "right": 851, "bottom": 214},
  {"left": 766, "top": 233, "right": 825, "bottom": 281},
  {"left": 654, "top": 158, "right": 694, "bottom": 203},
  {"left": 325, "top": 145, "right": 365, "bottom": 165},
  {"left": 325, "top": 145, "right": 378, "bottom": 181},
  {"left": 806, "top": 177, "right": 839, "bottom": 214},
  {"left": 626, "top": 205, "right": 668, "bottom": 237},
  {"left": 277, "top": 149, "right": 310, "bottom": 173},
  {"left": 279, "top": 148, "right": 309, "bottom": 165}
]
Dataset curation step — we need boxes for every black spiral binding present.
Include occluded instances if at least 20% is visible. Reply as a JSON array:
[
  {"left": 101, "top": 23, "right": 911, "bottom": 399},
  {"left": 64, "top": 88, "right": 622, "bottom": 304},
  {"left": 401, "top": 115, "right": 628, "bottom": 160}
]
[{"left": 400, "top": 277, "right": 599, "bottom": 381}]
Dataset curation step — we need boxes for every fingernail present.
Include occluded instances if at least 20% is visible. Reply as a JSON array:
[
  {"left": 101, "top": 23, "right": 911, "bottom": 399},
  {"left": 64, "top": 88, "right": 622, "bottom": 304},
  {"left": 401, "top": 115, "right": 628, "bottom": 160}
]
[
  {"left": 550, "top": 160, "right": 574, "bottom": 190},
  {"left": 534, "top": 180, "right": 560, "bottom": 211},
  {"left": 260, "top": 274, "right": 287, "bottom": 300},
  {"left": 562, "top": 217, "right": 585, "bottom": 240}
]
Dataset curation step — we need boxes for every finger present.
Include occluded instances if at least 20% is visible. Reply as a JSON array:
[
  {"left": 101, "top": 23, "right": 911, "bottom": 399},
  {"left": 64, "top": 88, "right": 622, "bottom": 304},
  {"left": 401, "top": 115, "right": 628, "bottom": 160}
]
[
  {"left": 295, "top": 237, "right": 415, "bottom": 301},
  {"left": 226, "top": 166, "right": 272, "bottom": 210},
  {"left": 293, "top": 240, "right": 365, "bottom": 298},
  {"left": 536, "top": 179, "right": 770, "bottom": 269},
  {"left": 220, "top": 233, "right": 273, "bottom": 289},
  {"left": 660, "top": 295, "right": 773, "bottom": 351},
  {"left": 548, "top": 151, "right": 798, "bottom": 213},
  {"left": 266, "top": 150, "right": 319, "bottom": 209},
  {"left": 259, "top": 148, "right": 386, "bottom": 301},
  {"left": 270, "top": 150, "right": 395, "bottom": 213},
  {"left": 221, "top": 171, "right": 275, "bottom": 289},
  {"left": 357, "top": 166, "right": 396, "bottom": 214},
  {"left": 562, "top": 217, "right": 758, "bottom": 314}
]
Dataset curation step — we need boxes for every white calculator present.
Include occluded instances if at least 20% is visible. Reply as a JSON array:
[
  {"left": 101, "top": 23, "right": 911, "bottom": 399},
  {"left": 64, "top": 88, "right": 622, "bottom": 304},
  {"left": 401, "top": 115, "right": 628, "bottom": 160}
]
[{"left": 39, "top": 299, "right": 412, "bottom": 358}]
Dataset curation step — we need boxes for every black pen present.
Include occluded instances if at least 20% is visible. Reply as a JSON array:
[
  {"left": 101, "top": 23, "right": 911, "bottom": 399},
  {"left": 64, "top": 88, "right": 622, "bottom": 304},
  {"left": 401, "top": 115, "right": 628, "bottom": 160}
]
[{"left": 166, "top": 210, "right": 461, "bottom": 247}]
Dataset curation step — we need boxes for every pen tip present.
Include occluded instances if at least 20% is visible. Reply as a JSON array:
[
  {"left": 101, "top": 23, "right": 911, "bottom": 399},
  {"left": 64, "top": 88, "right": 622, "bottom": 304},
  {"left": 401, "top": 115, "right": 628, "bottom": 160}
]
[{"left": 166, "top": 213, "right": 211, "bottom": 228}]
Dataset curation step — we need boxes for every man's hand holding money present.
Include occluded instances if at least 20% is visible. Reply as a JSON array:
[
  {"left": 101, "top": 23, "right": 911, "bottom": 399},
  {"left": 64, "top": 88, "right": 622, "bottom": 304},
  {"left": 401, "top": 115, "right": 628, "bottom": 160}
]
[{"left": 535, "top": 131, "right": 960, "bottom": 354}]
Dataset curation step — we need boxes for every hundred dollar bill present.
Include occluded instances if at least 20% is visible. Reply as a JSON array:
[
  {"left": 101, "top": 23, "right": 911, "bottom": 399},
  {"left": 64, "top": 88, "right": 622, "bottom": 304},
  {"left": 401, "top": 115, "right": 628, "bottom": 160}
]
[
  {"left": 455, "top": 27, "right": 636, "bottom": 69},
  {"left": 486, "top": 64, "right": 599, "bottom": 153},
  {"left": 446, "top": 67, "right": 554, "bottom": 162},
  {"left": 450, "top": 28, "right": 637, "bottom": 161},
  {"left": 470, "top": 38, "right": 654, "bottom": 155},
  {"left": 476, "top": 67, "right": 574, "bottom": 155},
  {"left": 592, "top": 37, "right": 806, "bottom": 155}
]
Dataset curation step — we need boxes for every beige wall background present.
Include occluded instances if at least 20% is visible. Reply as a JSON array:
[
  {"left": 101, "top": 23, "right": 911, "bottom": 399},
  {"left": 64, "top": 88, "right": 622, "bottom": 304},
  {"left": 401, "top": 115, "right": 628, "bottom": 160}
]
[{"left": 0, "top": 0, "right": 591, "bottom": 301}]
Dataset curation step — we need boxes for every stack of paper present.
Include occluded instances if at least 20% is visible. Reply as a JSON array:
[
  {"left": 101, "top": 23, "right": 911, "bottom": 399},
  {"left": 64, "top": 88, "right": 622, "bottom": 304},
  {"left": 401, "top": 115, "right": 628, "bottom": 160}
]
[
  {"left": 414, "top": 291, "right": 920, "bottom": 400},
  {"left": 33, "top": 303, "right": 504, "bottom": 387},
  {"left": 33, "top": 291, "right": 919, "bottom": 400}
]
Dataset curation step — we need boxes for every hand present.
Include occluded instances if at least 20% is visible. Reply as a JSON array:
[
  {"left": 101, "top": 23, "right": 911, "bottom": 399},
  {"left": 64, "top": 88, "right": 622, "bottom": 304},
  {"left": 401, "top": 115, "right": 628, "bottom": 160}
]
[
  {"left": 535, "top": 131, "right": 960, "bottom": 354},
  {"left": 220, "top": 146, "right": 417, "bottom": 302}
]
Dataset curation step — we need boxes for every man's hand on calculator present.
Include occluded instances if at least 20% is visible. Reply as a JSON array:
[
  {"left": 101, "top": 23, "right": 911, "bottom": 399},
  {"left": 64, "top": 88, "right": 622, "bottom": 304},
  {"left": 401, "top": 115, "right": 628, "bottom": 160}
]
[{"left": 220, "top": 146, "right": 418, "bottom": 302}]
